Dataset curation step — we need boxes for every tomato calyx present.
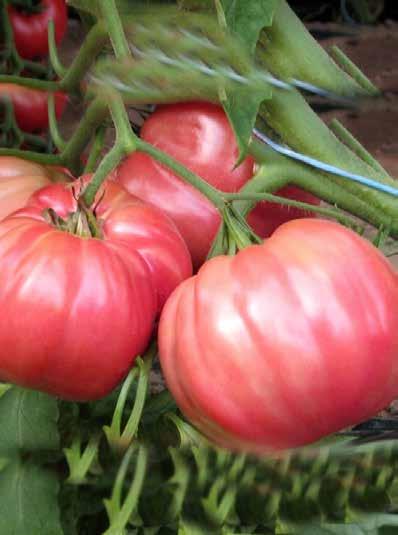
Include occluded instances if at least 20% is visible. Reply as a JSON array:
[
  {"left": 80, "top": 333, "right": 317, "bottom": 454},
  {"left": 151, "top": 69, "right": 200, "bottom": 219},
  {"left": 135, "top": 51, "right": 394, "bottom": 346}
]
[
  {"left": 224, "top": 205, "right": 262, "bottom": 252},
  {"left": 44, "top": 202, "right": 103, "bottom": 239}
]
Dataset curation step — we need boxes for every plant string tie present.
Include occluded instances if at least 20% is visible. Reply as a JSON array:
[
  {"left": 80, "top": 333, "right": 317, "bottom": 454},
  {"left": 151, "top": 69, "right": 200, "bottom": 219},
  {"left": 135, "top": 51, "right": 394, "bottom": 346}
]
[{"left": 253, "top": 128, "right": 398, "bottom": 198}]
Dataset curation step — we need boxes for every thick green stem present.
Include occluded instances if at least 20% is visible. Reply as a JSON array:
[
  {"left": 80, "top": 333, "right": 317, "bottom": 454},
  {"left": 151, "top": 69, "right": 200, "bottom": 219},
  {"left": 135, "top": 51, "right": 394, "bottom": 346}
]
[
  {"left": 225, "top": 191, "right": 363, "bottom": 232},
  {"left": 0, "top": 148, "right": 61, "bottom": 165},
  {"left": 82, "top": 93, "right": 136, "bottom": 205},
  {"left": 60, "top": 22, "right": 108, "bottom": 93},
  {"left": 257, "top": 89, "right": 398, "bottom": 220},
  {"left": 258, "top": 0, "right": 368, "bottom": 97},
  {"left": 98, "top": 0, "right": 131, "bottom": 60},
  {"left": 137, "top": 139, "right": 225, "bottom": 211},
  {"left": 61, "top": 97, "right": 108, "bottom": 175},
  {"left": 83, "top": 144, "right": 124, "bottom": 206},
  {"left": 246, "top": 142, "right": 397, "bottom": 235},
  {"left": 108, "top": 92, "right": 136, "bottom": 152},
  {"left": 0, "top": 75, "right": 59, "bottom": 91}
]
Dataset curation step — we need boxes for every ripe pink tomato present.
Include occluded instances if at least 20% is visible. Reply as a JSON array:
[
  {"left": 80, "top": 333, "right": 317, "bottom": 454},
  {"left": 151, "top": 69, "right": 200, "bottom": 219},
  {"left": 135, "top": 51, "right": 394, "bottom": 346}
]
[
  {"left": 116, "top": 102, "right": 320, "bottom": 268},
  {"left": 0, "top": 179, "right": 191, "bottom": 401},
  {"left": 159, "top": 219, "right": 398, "bottom": 454}
]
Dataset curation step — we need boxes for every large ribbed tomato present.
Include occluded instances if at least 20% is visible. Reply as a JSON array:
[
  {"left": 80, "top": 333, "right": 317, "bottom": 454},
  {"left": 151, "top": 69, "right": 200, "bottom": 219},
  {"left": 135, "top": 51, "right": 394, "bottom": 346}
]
[
  {"left": 116, "top": 102, "right": 320, "bottom": 268},
  {"left": 8, "top": 0, "right": 67, "bottom": 60},
  {"left": 0, "top": 179, "right": 191, "bottom": 401},
  {"left": 159, "top": 219, "right": 398, "bottom": 454},
  {"left": 0, "top": 84, "right": 67, "bottom": 132}
]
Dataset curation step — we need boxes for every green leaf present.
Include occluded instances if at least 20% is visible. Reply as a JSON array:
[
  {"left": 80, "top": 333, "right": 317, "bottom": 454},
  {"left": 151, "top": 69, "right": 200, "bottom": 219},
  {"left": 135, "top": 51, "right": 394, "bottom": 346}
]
[
  {"left": 217, "top": 0, "right": 277, "bottom": 161},
  {"left": 221, "top": 0, "right": 279, "bottom": 55},
  {"left": 222, "top": 88, "right": 268, "bottom": 165},
  {"left": 0, "top": 387, "right": 59, "bottom": 454},
  {"left": 0, "top": 457, "right": 62, "bottom": 535}
]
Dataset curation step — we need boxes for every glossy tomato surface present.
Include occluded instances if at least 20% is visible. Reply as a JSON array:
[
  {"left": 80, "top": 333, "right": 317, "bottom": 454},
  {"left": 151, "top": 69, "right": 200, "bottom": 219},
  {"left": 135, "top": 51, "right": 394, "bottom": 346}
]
[
  {"left": 0, "top": 84, "right": 67, "bottom": 132},
  {"left": 116, "top": 102, "right": 320, "bottom": 268},
  {"left": 0, "top": 180, "right": 191, "bottom": 400},
  {"left": 159, "top": 219, "right": 398, "bottom": 454},
  {"left": 8, "top": 0, "right": 68, "bottom": 60}
]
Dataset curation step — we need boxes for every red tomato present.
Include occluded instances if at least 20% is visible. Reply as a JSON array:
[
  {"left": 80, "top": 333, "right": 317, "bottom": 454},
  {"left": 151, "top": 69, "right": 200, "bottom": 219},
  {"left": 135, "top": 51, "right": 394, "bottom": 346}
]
[
  {"left": 8, "top": 0, "right": 68, "bottom": 60},
  {"left": 0, "top": 84, "right": 67, "bottom": 133},
  {"left": 0, "top": 179, "right": 191, "bottom": 401},
  {"left": 159, "top": 219, "right": 398, "bottom": 454},
  {"left": 116, "top": 102, "right": 320, "bottom": 269}
]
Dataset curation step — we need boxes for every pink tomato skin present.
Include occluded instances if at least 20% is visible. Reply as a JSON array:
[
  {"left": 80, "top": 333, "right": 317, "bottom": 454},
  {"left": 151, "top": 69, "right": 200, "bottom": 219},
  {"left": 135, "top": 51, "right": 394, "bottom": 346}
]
[
  {"left": 0, "top": 179, "right": 191, "bottom": 401},
  {"left": 159, "top": 219, "right": 398, "bottom": 454}
]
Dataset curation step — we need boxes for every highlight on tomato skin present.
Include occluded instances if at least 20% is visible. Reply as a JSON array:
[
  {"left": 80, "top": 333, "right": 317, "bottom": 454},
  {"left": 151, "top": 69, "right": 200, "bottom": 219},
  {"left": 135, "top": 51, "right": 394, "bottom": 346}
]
[
  {"left": 116, "top": 101, "right": 320, "bottom": 269},
  {"left": 158, "top": 218, "right": 398, "bottom": 455},
  {"left": 7, "top": 0, "right": 68, "bottom": 60},
  {"left": 0, "top": 179, "right": 192, "bottom": 401}
]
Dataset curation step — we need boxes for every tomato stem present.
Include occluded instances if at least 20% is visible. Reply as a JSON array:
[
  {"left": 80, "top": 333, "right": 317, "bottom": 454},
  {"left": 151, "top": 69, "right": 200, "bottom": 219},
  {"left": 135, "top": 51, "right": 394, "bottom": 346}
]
[
  {"left": 47, "top": 92, "right": 66, "bottom": 151},
  {"left": 61, "top": 96, "right": 108, "bottom": 175},
  {"left": 137, "top": 139, "right": 226, "bottom": 211},
  {"left": 59, "top": 21, "right": 108, "bottom": 93},
  {"left": 248, "top": 139, "right": 398, "bottom": 237},
  {"left": 104, "top": 341, "right": 156, "bottom": 454},
  {"left": 84, "top": 126, "right": 106, "bottom": 174},
  {"left": 104, "top": 445, "right": 148, "bottom": 535},
  {"left": 0, "top": 147, "right": 61, "bottom": 164},
  {"left": 254, "top": 88, "right": 398, "bottom": 226},
  {"left": 98, "top": 0, "right": 131, "bottom": 60},
  {"left": 47, "top": 20, "right": 66, "bottom": 79},
  {"left": 64, "top": 434, "right": 101, "bottom": 485},
  {"left": 0, "top": 74, "right": 59, "bottom": 91},
  {"left": 224, "top": 191, "right": 364, "bottom": 233},
  {"left": 83, "top": 144, "right": 125, "bottom": 207}
]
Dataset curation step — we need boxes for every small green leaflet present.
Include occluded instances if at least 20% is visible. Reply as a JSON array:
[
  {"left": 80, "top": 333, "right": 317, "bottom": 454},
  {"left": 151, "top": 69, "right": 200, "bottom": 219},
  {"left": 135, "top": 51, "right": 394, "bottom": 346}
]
[
  {"left": 0, "top": 387, "right": 59, "bottom": 454},
  {"left": 0, "top": 458, "right": 62, "bottom": 535}
]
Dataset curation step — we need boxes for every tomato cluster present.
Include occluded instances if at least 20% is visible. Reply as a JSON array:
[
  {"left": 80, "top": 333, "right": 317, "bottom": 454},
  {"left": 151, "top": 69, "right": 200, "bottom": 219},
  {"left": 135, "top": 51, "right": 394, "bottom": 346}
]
[{"left": 1, "top": 100, "right": 397, "bottom": 454}]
